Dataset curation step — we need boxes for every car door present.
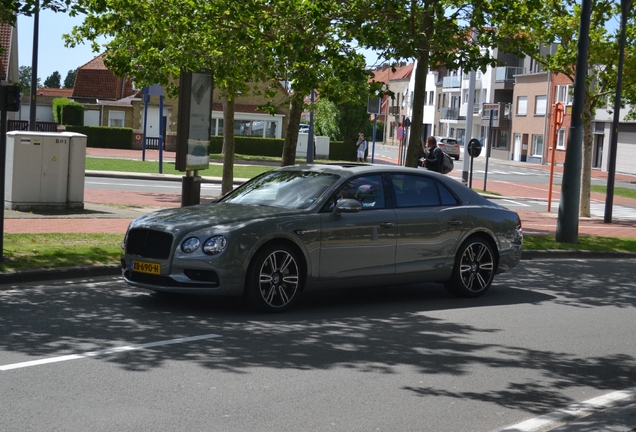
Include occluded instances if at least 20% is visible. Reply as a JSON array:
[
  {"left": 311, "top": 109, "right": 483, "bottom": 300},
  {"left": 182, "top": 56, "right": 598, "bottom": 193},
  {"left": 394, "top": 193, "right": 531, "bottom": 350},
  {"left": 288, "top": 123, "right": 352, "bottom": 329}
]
[
  {"left": 389, "top": 173, "right": 468, "bottom": 276},
  {"left": 319, "top": 174, "right": 397, "bottom": 281}
]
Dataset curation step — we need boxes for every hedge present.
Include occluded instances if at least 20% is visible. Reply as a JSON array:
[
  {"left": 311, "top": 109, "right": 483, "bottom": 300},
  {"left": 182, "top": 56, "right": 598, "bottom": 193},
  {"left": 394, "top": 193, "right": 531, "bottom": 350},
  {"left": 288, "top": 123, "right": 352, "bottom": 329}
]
[
  {"left": 52, "top": 98, "right": 85, "bottom": 126},
  {"left": 210, "top": 136, "right": 358, "bottom": 161},
  {"left": 66, "top": 126, "right": 133, "bottom": 149}
]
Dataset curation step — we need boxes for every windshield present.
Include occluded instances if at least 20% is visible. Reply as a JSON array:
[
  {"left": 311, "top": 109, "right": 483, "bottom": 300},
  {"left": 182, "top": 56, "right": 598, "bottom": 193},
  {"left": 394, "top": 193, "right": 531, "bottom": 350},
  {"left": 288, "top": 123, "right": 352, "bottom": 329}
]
[{"left": 221, "top": 171, "right": 339, "bottom": 209}]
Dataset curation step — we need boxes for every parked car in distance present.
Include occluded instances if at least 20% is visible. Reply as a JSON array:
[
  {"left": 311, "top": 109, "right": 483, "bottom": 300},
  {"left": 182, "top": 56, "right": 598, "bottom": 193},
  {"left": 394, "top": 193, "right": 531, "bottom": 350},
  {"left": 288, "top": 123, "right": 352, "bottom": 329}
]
[
  {"left": 299, "top": 124, "right": 310, "bottom": 133},
  {"left": 121, "top": 164, "right": 523, "bottom": 312},
  {"left": 436, "top": 137, "right": 461, "bottom": 160}
]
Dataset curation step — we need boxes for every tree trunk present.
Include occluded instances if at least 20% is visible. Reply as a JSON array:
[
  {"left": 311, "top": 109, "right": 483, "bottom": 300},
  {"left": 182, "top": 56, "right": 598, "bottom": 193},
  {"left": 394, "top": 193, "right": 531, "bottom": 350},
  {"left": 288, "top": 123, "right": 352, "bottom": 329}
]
[
  {"left": 222, "top": 97, "right": 235, "bottom": 195},
  {"left": 281, "top": 92, "right": 304, "bottom": 166},
  {"left": 580, "top": 93, "right": 593, "bottom": 217},
  {"left": 406, "top": 52, "right": 430, "bottom": 168}
]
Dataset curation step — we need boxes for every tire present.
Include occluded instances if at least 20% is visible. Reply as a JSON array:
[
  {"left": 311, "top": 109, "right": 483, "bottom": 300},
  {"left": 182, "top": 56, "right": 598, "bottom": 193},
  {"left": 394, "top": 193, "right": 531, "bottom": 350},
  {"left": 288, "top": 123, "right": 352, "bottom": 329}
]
[
  {"left": 454, "top": 155, "right": 460, "bottom": 160},
  {"left": 244, "top": 243, "right": 303, "bottom": 312},
  {"left": 445, "top": 236, "right": 496, "bottom": 297}
]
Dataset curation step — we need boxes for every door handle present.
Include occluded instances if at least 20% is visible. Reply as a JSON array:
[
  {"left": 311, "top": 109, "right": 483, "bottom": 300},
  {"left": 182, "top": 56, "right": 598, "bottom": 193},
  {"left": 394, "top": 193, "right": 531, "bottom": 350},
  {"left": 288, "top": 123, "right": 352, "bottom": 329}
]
[
  {"left": 448, "top": 220, "right": 463, "bottom": 225},
  {"left": 380, "top": 222, "right": 395, "bottom": 228}
]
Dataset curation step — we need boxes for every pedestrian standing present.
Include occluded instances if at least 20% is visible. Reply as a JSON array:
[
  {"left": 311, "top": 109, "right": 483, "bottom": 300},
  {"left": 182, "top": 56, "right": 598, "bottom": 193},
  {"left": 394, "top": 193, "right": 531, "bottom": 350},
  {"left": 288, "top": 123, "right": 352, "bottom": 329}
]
[
  {"left": 356, "top": 133, "right": 368, "bottom": 163},
  {"left": 424, "top": 136, "right": 444, "bottom": 172}
]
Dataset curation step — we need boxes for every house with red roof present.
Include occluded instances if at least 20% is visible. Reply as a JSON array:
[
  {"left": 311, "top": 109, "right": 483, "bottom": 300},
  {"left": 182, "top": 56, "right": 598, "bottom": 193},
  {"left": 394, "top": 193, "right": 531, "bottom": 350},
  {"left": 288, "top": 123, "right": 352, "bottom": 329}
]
[{"left": 368, "top": 62, "right": 414, "bottom": 145}]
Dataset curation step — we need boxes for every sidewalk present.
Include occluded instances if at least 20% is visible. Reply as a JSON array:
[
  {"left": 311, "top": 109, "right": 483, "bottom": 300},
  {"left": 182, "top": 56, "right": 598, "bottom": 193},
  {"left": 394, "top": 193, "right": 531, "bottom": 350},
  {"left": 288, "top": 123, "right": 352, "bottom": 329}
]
[{"left": 4, "top": 147, "right": 636, "bottom": 238}]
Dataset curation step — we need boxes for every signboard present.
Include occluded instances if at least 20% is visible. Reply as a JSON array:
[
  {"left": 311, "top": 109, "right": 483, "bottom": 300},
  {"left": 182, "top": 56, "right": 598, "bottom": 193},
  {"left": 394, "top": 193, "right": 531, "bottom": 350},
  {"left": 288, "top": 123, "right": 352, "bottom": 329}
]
[
  {"left": 175, "top": 70, "right": 214, "bottom": 172},
  {"left": 367, "top": 97, "right": 381, "bottom": 114}
]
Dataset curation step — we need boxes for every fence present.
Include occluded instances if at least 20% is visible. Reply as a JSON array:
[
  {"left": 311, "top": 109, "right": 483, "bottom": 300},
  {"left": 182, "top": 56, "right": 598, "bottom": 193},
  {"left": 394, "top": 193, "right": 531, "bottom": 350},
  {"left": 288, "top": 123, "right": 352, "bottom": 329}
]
[{"left": 7, "top": 120, "right": 59, "bottom": 132}]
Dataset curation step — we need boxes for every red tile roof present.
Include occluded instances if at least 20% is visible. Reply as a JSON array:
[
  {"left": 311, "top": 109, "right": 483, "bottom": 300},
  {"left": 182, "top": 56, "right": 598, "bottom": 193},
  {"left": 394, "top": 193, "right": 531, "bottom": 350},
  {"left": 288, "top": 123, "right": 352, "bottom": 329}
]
[
  {"left": 369, "top": 62, "right": 414, "bottom": 85},
  {"left": 36, "top": 88, "right": 74, "bottom": 97},
  {"left": 72, "top": 53, "right": 135, "bottom": 100}
]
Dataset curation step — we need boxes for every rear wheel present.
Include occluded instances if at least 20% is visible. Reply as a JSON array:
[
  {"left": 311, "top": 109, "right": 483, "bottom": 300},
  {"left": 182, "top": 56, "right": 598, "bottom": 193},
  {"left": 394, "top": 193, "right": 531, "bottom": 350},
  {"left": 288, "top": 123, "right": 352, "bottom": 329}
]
[
  {"left": 244, "top": 243, "right": 302, "bottom": 312},
  {"left": 445, "top": 236, "right": 496, "bottom": 297}
]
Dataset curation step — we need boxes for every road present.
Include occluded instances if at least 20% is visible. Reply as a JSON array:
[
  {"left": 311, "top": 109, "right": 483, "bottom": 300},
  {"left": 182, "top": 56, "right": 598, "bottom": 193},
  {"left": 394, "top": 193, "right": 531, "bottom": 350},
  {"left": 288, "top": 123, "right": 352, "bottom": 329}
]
[
  {"left": 2, "top": 258, "right": 635, "bottom": 432},
  {"left": 86, "top": 153, "right": 636, "bottom": 217}
]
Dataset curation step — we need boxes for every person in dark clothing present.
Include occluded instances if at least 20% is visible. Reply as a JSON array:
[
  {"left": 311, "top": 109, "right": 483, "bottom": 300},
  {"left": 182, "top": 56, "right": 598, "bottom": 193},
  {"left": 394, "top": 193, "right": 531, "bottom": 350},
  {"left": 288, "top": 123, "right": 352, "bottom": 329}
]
[{"left": 423, "top": 136, "right": 444, "bottom": 172}]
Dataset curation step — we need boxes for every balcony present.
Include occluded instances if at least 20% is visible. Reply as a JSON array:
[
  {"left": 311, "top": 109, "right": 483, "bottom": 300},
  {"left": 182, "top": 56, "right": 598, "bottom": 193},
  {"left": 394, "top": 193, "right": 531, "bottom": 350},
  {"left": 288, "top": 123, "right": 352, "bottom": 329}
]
[
  {"left": 388, "top": 106, "right": 400, "bottom": 115},
  {"left": 442, "top": 76, "right": 461, "bottom": 89},
  {"left": 495, "top": 67, "right": 524, "bottom": 82},
  {"left": 441, "top": 107, "right": 460, "bottom": 120}
]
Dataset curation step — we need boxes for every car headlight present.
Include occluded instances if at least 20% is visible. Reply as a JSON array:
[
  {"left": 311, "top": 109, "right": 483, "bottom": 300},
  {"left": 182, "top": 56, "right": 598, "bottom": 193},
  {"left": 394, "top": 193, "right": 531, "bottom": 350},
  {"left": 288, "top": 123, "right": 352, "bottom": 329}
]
[
  {"left": 203, "top": 235, "right": 227, "bottom": 255},
  {"left": 181, "top": 237, "right": 201, "bottom": 253}
]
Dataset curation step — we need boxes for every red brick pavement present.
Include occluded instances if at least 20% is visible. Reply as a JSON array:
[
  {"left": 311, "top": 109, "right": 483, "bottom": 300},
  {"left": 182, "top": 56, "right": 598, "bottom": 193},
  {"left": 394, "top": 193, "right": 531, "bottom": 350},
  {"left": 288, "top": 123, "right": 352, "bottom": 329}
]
[{"left": 4, "top": 148, "right": 636, "bottom": 238}]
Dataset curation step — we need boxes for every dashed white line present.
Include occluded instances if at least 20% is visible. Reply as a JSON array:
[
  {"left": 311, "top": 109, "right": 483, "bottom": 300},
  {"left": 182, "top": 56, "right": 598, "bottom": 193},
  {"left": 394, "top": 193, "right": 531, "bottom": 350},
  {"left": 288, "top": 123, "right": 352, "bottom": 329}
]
[
  {"left": 0, "top": 333, "right": 222, "bottom": 371},
  {"left": 498, "top": 387, "right": 636, "bottom": 431}
]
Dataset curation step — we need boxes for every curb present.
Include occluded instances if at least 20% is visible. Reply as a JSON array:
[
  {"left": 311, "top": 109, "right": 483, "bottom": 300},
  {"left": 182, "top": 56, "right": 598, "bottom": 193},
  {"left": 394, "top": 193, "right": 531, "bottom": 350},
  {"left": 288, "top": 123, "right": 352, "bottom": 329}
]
[
  {"left": 85, "top": 170, "right": 250, "bottom": 186},
  {"left": 522, "top": 250, "right": 636, "bottom": 260},
  {"left": 2, "top": 251, "right": 635, "bottom": 287},
  {"left": 0, "top": 264, "right": 121, "bottom": 288}
]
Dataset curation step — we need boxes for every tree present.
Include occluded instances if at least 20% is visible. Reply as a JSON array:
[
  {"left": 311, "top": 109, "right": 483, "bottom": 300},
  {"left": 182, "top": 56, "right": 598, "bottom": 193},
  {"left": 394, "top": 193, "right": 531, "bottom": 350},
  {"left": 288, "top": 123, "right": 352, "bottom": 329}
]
[
  {"left": 347, "top": 0, "right": 538, "bottom": 168},
  {"left": 65, "top": 0, "right": 373, "bottom": 191},
  {"left": 1, "top": 0, "right": 72, "bottom": 25},
  {"left": 314, "top": 98, "right": 341, "bottom": 140},
  {"left": 43, "top": 71, "right": 62, "bottom": 88},
  {"left": 18, "top": 65, "right": 40, "bottom": 94},
  {"left": 63, "top": 69, "right": 77, "bottom": 88},
  {"left": 517, "top": 0, "right": 636, "bottom": 217}
]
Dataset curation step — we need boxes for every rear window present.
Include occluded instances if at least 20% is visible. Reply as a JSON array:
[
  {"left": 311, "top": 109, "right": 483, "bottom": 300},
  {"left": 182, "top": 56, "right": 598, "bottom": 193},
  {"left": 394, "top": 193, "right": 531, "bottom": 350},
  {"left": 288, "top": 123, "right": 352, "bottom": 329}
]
[{"left": 441, "top": 139, "right": 458, "bottom": 145}]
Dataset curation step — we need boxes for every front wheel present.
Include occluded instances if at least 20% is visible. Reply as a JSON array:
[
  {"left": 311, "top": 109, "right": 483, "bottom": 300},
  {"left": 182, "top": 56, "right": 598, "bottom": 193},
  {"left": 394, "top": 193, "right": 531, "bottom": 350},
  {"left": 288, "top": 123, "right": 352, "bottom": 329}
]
[
  {"left": 445, "top": 236, "right": 496, "bottom": 297},
  {"left": 244, "top": 243, "right": 303, "bottom": 312}
]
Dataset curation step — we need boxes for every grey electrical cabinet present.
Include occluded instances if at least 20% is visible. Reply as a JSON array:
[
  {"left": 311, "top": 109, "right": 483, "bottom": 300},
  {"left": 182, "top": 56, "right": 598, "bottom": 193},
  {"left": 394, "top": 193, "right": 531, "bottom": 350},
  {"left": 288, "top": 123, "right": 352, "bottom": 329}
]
[{"left": 5, "top": 131, "right": 87, "bottom": 211}]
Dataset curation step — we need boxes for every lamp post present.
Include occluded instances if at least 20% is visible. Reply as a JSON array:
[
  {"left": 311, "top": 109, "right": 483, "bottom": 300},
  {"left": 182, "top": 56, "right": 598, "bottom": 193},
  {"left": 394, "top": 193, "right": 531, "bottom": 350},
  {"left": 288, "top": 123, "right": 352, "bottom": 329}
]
[
  {"left": 29, "top": 0, "right": 40, "bottom": 131},
  {"left": 604, "top": 0, "right": 631, "bottom": 223}
]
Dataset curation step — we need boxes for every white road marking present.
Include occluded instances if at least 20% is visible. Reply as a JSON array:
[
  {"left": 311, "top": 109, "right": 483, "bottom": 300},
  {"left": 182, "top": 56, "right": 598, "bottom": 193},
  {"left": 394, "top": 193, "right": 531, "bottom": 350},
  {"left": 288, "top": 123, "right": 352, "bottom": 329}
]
[
  {"left": 500, "top": 199, "right": 530, "bottom": 207},
  {"left": 0, "top": 333, "right": 222, "bottom": 371},
  {"left": 86, "top": 181, "right": 220, "bottom": 190},
  {"left": 498, "top": 386, "right": 636, "bottom": 431}
]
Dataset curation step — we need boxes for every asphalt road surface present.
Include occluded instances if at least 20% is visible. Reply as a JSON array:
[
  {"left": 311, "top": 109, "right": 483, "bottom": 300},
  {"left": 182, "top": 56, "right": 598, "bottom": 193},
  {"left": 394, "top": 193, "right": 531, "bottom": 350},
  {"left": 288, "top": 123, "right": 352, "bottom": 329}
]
[{"left": 2, "top": 258, "right": 635, "bottom": 432}]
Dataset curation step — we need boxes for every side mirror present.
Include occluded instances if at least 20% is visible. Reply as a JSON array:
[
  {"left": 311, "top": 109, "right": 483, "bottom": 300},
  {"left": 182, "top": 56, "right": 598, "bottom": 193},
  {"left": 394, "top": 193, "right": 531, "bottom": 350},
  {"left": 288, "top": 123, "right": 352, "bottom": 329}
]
[{"left": 333, "top": 198, "right": 362, "bottom": 215}]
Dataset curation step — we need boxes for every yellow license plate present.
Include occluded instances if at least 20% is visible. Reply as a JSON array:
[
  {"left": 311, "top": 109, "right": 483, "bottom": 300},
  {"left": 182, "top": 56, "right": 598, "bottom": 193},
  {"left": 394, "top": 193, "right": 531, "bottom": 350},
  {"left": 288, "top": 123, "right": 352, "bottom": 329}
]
[{"left": 131, "top": 260, "right": 161, "bottom": 275}]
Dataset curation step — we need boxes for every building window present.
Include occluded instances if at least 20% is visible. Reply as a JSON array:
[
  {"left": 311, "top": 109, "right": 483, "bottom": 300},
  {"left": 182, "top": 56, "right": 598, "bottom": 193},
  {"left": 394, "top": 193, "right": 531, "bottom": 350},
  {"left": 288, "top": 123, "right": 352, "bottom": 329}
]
[
  {"left": 531, "top": 134, "right": 544, "bottom": 156},
  {"left": 516, "top": 96, "right": 527, "bottom": 115},
  {"left": 556, "top": 85, "right": 573, "bottom": 105},
  {"left": 557, "top": 129, "right": 566, "bottom": 149},
  {"left": 495, "top": 130, "right": 508, "bottom": 149},
  {"left": 428, "top": 91, "right": 434, "bottom": 105},
  {"left": 265, "top": 121, "right": 277, "bottom": 138},
  {"left": 108, "top": 110, "right": 125, "bottom": 127},
  {"left": 535, "top": 95, "right": 547, "bottom": 115}
]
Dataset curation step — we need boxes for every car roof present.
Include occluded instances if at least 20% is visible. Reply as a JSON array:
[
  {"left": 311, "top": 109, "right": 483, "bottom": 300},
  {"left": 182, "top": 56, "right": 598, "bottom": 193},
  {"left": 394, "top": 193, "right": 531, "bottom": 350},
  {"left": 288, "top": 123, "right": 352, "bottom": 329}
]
[{"left": 273, "top": 163, "right": 491, "bottom": 205}]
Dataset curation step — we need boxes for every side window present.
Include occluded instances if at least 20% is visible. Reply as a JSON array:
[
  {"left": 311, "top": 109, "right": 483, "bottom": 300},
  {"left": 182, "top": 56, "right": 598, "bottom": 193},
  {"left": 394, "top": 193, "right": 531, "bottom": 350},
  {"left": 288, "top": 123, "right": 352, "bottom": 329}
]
[
  {"left": 390, "top": 174, "right": 441, "bottom": 207},
  {"left": 438, "top": 182, "right": 459, "bottom": 205},
  {"left": 327, "top": 175, "right": 385, "bottom": 210}
]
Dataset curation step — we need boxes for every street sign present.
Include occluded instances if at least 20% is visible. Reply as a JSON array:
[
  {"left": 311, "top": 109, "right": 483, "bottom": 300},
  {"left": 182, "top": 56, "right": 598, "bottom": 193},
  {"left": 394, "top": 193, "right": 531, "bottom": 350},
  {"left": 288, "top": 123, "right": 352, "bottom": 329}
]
[
  {"left": 554, "top": 102, "right": 565, "bottom": 129},
  {"left": 397, "top": 126, "right": 403, "bottom": 140},
  {"left": 468, "top": 138, "right": 482, "bottom": 158}
]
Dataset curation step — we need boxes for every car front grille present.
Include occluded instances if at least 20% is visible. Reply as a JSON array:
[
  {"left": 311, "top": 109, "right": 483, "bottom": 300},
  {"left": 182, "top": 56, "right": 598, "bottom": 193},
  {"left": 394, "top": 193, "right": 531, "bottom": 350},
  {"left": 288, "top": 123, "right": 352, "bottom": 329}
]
[{"left": 126, "top": 228, "right": 173, "bottom": 260}]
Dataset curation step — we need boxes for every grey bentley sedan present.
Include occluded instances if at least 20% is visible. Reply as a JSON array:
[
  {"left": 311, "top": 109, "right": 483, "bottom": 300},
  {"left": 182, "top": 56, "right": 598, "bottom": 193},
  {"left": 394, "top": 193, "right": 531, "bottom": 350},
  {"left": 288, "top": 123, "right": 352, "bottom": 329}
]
[{"left": 122, "top": 163, "right": 523, "bottom": 312}]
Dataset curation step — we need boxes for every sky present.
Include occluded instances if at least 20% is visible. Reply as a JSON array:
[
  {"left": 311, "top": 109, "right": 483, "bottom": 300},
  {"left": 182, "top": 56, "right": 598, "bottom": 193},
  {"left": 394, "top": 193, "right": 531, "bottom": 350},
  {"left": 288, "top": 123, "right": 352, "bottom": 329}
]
[
  {"left": 17, "top": 10, "right": 384, "bottom": 84},
  {"left": 18, "top": 10, "right": 109, "bottom": 82}
]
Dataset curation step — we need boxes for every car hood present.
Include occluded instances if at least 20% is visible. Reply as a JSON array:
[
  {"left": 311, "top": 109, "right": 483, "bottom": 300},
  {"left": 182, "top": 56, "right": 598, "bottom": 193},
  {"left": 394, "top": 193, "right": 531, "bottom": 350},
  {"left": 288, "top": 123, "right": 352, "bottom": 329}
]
[{"left": 128, "top": 203, "right": 300, "bottom": 233}]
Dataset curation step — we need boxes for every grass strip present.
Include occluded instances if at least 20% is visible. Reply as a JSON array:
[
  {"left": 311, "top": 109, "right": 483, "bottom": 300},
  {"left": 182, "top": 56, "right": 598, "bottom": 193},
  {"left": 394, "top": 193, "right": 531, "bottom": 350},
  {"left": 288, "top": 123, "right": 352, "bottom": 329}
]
[
  {"left": 590, "top": 185, "right": 636, "bottom": 200},
  {"left": 1, "top": 233, "right": 634, "bottom": 273},
  {"left": 1, "top": 233, "right": 123, "bottom": 272},
  {"left": 85, "top": 157, "right": 274, "bottom": 179},
  {"left": 523, "top": 234, "right": 636, "bottom": 252}
]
